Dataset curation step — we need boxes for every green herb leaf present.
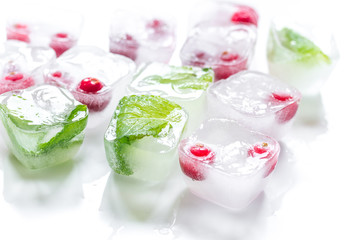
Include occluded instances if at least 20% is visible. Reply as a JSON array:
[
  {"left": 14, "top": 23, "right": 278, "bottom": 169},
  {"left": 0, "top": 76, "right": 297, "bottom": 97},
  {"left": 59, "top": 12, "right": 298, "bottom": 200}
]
[
  {"left": 37, "top": 104, "right": 88, "bottom": 153},
  {"left": 104, "top": 95, "right": 187, "bottom": 175},
  {"left": 142, "top": 66, "right": 213, "bottom": 91},
  {"left": 278, "top": 27, "right": 331, "bottom": 64}
]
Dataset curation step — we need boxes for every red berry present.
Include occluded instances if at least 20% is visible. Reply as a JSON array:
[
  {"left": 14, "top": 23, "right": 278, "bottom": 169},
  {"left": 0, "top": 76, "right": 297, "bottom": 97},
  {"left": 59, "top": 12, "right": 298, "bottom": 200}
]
[
  {"left": 231, "top": 6, "right": 258, "bottom": 26},
  {"left": 248, "top": 142, "right": 277, "bottom": 177},
  {"left": 49, "top": 32, "right": 75, "bottom": 57},
  {"left": 52, "top": 71, "right": 62, "bottom": 78},
  {"left": 78, "top": 77, "right": 104, "bottom": 93},
  {"left": 276, "top": 102, "right": 299, "bottom": 123},
  {"left": 189, "top": 51, "right": 210, "bottom": 67},
  {"left": 248, "top": 142, "right": 269, "bottom": 157},
  {"left": 272, "top": 93, "right": 293, "bottom": 102},
  {"left": 147, "top": 19, "right": 163, "bottom": 29},
  {"left": 271, "top": 93, "right": 299, "bottom": 123},
  {"left": 190, "top": 143, "right": 213, "bottom": 158},
  {"left": 5, "top": 72, "right": 24, "bottom": 81},
  {"left": 180, "top": 143, "right": 215, "bottom": 181},
  {"left": 220, "top": 51, "right": 239, "bottom": 62},
  {"left": 7, "top": 23, "right": 30, "bottom": 43},
  {"left": 14, "top": 23, "right": 28, "bottom": 29},
  {"left": 55, "top": 32, "right": 68, "bottom": 38}
]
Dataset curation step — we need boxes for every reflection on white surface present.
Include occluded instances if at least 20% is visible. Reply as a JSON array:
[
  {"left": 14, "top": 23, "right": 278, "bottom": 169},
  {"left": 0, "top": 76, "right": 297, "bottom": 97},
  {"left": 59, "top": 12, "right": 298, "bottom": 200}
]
[{"left": 3, "top": 152, "right": 82, "bottom": 208}]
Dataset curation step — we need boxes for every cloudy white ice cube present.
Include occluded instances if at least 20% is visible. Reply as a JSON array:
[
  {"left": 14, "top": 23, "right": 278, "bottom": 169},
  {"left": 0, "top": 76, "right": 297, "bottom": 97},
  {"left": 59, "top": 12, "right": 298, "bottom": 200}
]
[
  {"left": 180, "top": 21, "right": 257, "bottom": 81},
  {"left": 207, "top": 71, "right": 301, "bottom": 139},
  {"left": 178, "top": 118, "right": 280, "bottom": 210},
  {"left": 267, "top": 18, "right": 339, "bottom": 96},
  {"left": 43, "top": 46, "right": 135, "bottom": 130},
  {"left": 109, "top": 9, "right": 176, "bottom": 65}
]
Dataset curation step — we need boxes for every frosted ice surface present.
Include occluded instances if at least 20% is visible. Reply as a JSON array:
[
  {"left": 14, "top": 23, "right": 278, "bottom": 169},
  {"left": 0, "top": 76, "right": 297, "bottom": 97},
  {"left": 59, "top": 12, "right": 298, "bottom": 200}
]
[
  {"left": 208, "top": 71, "right": 301, "bottom": 116},
  {"left": 128, "top": 62, "right": 213, "bottom": 100}
]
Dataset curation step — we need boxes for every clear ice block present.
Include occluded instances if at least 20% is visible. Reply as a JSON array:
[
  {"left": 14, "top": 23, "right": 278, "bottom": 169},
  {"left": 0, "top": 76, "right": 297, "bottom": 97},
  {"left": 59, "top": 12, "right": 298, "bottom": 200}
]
[
  {"left": 43, "top": 46, "right": 135, "bottom": 129},
  {"left": 207, "top": 71, "right": 301, "bottom": 139},
  {"left": 0, "top": 41, "right": 56, "bottom": 94},
  {"left": 178, "top": 118, "right": 280, "bottom": 210},
  {"left": 6, "top": 7, "right": 83, "bottom": 57},
  {"left": 180, "top": 21, "right": 257, "bottom": 81},
  {"left": 104, "top": 95, "right": 188, "bottom": 182},
  {"left": 189, "top": 1, "right": 258, "bottom": 27},
  {"left": 267, "top": 18, "right": 339, "bottom": 96},
  {"left": 127, "top": 62, "right": 214, "bottom": 134},
  {"left": 109, "top": 9, "right": 176, "bottom": 65},
  {"left": 0, "top": 84, "right": 88, "bottom": 169}
]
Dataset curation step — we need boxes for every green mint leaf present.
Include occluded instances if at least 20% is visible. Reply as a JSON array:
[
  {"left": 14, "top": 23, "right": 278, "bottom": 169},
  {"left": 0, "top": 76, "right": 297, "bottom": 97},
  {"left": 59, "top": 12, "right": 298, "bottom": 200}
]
[
  {"left": 142, "top": 66, "right": 213, "bottom": 92},
  {"left": 105, "top": 95, "right": 187, "bottom": 175},
  {"left": 37, "top": 104, "right": 88, "bottom": 153},
  {"left": 278, "top": 27, "right": 331, "bottom": 64}
]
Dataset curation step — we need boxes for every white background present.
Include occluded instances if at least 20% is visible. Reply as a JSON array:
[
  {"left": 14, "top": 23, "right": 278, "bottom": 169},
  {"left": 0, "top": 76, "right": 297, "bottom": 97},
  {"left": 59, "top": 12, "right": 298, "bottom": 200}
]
[{"left": 0, "top": 0, "right": 359, "bottom": 239}]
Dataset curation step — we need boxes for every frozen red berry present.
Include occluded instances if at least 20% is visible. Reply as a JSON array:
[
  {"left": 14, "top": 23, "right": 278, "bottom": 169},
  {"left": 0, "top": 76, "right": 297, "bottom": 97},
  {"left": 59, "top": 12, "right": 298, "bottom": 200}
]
[
  {"left": 0, "top": 72, "right": 35, "bottom": 94},
  {"left": 52, "top": 71, "right": 62, "bottom": 78},
  {"left": 214, "top": 52, "right": 246, "bottom": 80},
  {"left": 248, "top": 142, "right": 277, "bottom": 177},
  {"left": 7, "top": 23, "right": 30, "bottom": 43},
  {"left": 180, "top": 143, "right": 215, "bottom": 181},
  {"left": 190, "top": 143, "right": 214, "bottom": 158},
  {"left": 189, "top": 51, "right": 211, "bottom": 68},
  {"left": 49, "top": 32, "right": 76, "bottom": 57},
  {"left": 147, "top": 19, "right": 164, "bottom": 29},
  {"left": 271, "top": 93, "right": 299, "bottom": 123},
  {"left": 78, "top": 77, "right": 104, "bottom": 93},
  {"left": 5, "top": 72, "right": 24, "bottom": 81},
  {"left": 231, "top": 6, "right": 258, "bottom": 26},
  {"left": 110, "top": 33, "right": 139, "bottom": 61},
  {"left": 220, "top": 51, "right": 239, "bottom": 62}
]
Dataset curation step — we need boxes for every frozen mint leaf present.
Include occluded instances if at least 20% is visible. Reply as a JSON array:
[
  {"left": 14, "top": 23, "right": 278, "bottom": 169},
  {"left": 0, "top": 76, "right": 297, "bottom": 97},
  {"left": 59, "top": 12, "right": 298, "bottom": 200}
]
[
  {"left": 37, "top": 104, "right": 88, "bottom": 153},
  {"left": 278, "top": 27, "right": 331, "bottom": 64},
  {"left": 143, "top": 66, "right": 213, "bottom": 91},
  {"left": 105, "top": 95, "right": 187, "bottom": 175}
]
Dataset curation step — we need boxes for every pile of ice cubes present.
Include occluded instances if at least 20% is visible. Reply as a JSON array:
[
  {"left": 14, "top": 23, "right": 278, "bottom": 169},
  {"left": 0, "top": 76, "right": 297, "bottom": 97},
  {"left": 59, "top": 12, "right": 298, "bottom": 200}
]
[{"left": 0, "top": 1, "right": 339, "bottom": 212}]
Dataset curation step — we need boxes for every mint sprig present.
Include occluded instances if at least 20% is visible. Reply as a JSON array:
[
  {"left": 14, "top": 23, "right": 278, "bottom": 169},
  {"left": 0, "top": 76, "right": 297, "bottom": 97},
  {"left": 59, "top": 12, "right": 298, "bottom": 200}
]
[
  {"left": 278, "top": 27, "right": 331, "bottom": 64},
  {"left": 142, "top": 66, "right": 213, "bottom": 92},
  {"left": 105, "top": 95, "right": 187, "bottom": 175}
]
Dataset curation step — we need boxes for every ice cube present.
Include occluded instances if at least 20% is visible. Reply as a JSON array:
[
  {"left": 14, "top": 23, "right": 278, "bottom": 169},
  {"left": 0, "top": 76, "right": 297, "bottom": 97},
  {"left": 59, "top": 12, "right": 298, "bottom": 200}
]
[
  {"left": 178, "top": 118, "right": 280, "bottom": 210},
  {"left": 6, "top": 7, "right": 83, "bottom": 56},
  {"left": 0, "top": 84, "right": 88, "bottom": 169},
  {"left": 104, "top": 95, "right": 188, "bottom": 182},
  {"left": 127, "top": 63, "right": 214, "bottom": 135},
  {"left": 109, "top": 9, "right": 176, "bottom": 65},
  {"left": 267, "top": 18, "right": 339, "bottom": 96},
  {"left": 207, "top": 71, "right": 301, "bottom": 139},
  {"left": 0, "top": 41, "right": 56, "bottom": 94},
  {"left": 189, "top": 1, "right": 258, "bottom": 27},
  {"left": 180, "top": 21, "right": 257, "bottom": 81},
  {"left": 43, "top": 46, "right": 136, "bottom": 130}
]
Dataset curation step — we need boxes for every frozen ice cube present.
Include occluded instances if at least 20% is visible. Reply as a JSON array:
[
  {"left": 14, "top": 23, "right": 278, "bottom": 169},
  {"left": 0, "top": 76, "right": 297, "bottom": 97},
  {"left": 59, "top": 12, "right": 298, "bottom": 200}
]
[
  {"left": 43, "top": 46, "right": 136, "bottom": 130},
  {"left": 6, "top": 7, "right": 83, "bottom": 56},
  {"left": 178, "top": 118, "right": 280, "bottom": 210},
  {"left": 127, "top": 63, "right": 214, "bottom": 134},
  {"left": 267, "top": 18, "right": 339, "bottom": 96},
  {"left": 180, "top": 21, "right": 257, "bottom": 81},
  {"left": 189, "top": 1, "right": 258, "bottom": 28},
  {"left": 0, "top": 41, "right": 56, "bottom": 94},
  {"left": 109, "top": 9, "right": 176, "bottom": 65},
  {"left": 104, "top": 95, "right": 188, "bottom": 182},
  {"left": 0, "top": 84, "right": 88, "bottom": 169},
  {"left": 207, "top": 71, "right": 301, "bottom": 139}
]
